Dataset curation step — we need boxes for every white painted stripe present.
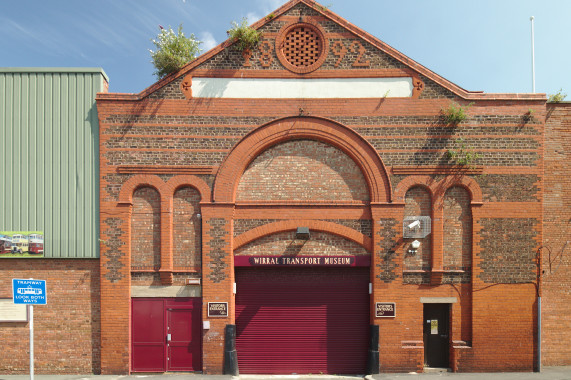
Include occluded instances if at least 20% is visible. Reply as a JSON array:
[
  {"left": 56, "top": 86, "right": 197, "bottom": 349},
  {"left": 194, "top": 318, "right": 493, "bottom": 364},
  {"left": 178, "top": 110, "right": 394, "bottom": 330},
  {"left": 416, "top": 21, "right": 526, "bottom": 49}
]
[{"left": 192, "top": 77, "right": 413, "bottom": 98}]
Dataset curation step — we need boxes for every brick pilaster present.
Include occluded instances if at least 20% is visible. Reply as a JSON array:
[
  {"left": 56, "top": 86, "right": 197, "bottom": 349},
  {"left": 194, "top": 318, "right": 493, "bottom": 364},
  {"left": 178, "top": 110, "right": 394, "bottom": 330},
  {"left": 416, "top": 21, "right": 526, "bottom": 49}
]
[
  {"left": 100, "top": 204, "right": 132, "bottom": 374},
  {"left": 201, "top": 203, "right": 235, "bottom": 374}
]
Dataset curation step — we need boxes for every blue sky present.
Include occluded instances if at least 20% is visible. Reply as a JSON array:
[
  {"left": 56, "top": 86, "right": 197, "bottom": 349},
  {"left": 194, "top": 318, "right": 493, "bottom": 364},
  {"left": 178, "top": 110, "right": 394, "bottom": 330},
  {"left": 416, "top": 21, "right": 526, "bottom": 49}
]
[{"left": 1, "top": 0, "right": 569, "bottom": 98}]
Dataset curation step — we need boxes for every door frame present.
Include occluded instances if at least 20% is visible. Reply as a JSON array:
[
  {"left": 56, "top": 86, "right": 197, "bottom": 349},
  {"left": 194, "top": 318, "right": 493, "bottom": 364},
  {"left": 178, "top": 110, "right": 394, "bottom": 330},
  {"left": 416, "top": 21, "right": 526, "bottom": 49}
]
[
  {"left": 423, "top": 303, "right": 451, "bottom": 369},
  {"left": 165, "top": 301, "right": 202, "bottom": 372},
  {"left": 131, "top": 297, "right": 202, "bottom": 373},
  {"left": 234, "top": 266, "right": 370, "bottom": 374}
]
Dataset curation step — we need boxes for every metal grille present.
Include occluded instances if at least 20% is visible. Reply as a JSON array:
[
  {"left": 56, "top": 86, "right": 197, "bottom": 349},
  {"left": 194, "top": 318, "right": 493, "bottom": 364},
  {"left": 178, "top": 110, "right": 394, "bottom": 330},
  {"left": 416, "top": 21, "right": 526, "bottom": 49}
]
[
  {"left": 282, "top": 26, "right": 322, "bottom": 67},
  {"left": 403, "top": 216, "right": 432, "bottom": 238}
]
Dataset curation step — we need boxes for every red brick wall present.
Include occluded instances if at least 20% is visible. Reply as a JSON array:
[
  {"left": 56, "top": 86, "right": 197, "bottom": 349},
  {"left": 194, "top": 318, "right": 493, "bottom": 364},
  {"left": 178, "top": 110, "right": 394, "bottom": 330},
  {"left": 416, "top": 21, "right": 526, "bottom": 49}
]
[
  {"left": 131, "top": 187, "right": 161, "bottom": 270},
  {"left": 236, "top": 139, "right": 369, "bottom": 201},
  {"left": 173, "top": 186, "right": 201, "bottom": 271},
  {"left": 404, "top": 186, "right": 431, "bottom": 270},
  {"left": 443, "top": 186, "right": 472, "bottom": 270},
  {"left": 542, "top": 103, "right": 571, "bottom": 365},
  {"left": 97, "top": 100, "right": 545, "bottom": 374},
  {"left": 0, "top": 260, "right": 100, "bottom": 374},
  {"left": 234, "top": 230, "right": 369, "bottom": 256},
  {"left": 95, "top": 1, "right": 549, "bottom": 374}
]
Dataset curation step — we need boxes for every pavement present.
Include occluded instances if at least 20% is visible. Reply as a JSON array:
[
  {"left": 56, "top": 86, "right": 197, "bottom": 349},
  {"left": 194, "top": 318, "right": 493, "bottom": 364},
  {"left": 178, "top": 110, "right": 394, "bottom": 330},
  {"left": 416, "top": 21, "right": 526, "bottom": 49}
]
[{"left": 1, "top": 368, "right": 571, "bottom": 380}]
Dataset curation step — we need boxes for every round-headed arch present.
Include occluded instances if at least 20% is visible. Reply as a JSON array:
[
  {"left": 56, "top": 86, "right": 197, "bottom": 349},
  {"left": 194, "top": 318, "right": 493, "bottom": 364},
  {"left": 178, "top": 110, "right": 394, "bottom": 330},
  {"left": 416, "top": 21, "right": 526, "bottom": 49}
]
[
  {"left": 118, "top": 174, "right": 212, "bottom": 204},
  {"left": 213, "top": 116, "right": 392, "bottom": 203},
  {"left": 394, "top": 174, "right": 483, "bottom": 206}
]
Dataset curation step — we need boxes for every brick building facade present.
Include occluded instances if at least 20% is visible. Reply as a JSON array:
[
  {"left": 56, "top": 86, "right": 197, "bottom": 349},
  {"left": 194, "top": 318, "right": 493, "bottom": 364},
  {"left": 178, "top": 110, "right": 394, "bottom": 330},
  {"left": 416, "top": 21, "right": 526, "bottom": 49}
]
[
  {"left": 93, "top": 0, "right": 569, "bottom": 374},
  {"left": 542, "top": 103, "right": 571, "bottom": 366},
  {"left": 2, "top": 0, "right": 570, "bottom": 375}
]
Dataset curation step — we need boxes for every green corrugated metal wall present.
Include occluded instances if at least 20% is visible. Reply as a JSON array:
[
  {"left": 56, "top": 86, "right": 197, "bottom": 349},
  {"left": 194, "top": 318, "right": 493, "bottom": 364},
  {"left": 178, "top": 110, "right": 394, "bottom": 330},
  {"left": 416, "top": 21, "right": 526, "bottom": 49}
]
[{"left": 0, "top": 68, "right": 107, "bottom": 258}]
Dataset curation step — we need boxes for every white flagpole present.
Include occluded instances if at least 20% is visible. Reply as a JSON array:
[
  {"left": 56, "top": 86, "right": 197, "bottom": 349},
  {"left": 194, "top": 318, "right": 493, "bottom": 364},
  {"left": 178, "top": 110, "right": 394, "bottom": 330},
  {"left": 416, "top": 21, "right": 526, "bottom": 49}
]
[{"left": 530, "top": 16, "right": 536, "bottom": 93}]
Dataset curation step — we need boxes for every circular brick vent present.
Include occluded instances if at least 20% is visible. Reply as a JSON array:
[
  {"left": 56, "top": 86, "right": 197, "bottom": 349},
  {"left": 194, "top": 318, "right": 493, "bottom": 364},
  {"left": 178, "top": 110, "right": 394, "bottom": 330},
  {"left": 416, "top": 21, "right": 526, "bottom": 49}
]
[
  {"left": 283, "top": 26, "right": 322, "bottom": 67},
  {"left": 277, "top": 22, "right": 328, "bottom": 74}
]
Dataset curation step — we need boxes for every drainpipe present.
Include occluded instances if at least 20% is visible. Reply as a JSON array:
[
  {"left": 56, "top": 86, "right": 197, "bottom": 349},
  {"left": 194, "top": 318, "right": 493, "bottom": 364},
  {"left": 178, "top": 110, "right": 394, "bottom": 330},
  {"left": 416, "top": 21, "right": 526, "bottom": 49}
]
[
  {"left": 536, "top": 247, "right": 542, "bottom": 372},
  {"left": 537, "top": 296, "right": 541, "bottom": 372}
]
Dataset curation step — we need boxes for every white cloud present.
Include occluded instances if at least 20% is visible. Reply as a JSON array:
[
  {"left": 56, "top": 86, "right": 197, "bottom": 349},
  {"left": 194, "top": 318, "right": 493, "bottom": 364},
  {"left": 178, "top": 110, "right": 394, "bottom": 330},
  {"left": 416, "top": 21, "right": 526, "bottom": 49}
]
[
  {"left": 259, "top": 0, "right": 285, "bottom": 13},
  {"left": 200, "top": 31, "right": 217, "bottom": 52},
  {"left": 246, "top": 0, "right": 285, "bottom": 24},
  {"left": 246, "top": 12, "right": 261, "bottom": 24}
]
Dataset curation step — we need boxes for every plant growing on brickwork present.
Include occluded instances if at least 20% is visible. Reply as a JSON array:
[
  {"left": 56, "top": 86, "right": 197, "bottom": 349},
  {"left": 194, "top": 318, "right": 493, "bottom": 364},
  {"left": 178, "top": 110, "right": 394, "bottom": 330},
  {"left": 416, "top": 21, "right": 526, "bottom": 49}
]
[
  {"left": 446, "top": 138, "right": 481, "bottom": 167},
  {"left": 523, "top": 108, "right": 534, "bottom": 123},
  {"left": 315, "top": 3, "right": 332, "bottom": 12},
  {"left": 227, "top": 18, "right": 262, "bottom": 52},
  {"left": 149, "top": 24, "right": 202, "bottom": 79},
  {"left": 441, "top": 102, "right": 472, "bottom": 125},
  {"left": 266, "top": 13, "right": 276, "bottom": 21},
  {"left": 548, "top": 88, "right": 567, "bottom": 102}
]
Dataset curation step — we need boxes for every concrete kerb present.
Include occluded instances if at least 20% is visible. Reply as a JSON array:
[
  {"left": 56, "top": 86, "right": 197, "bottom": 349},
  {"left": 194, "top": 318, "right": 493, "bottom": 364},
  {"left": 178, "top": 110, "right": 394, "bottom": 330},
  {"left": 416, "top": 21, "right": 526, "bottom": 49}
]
[{"left": 366, "top": 366, "right": 571, "bottom": 379}]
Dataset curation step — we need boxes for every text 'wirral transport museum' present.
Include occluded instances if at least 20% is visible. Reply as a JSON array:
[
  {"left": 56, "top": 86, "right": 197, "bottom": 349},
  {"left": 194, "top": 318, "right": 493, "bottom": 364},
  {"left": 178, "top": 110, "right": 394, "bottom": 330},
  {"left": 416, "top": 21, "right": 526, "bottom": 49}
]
[{"left": 2, "top": 0, "right": 571, "bottom": 375}]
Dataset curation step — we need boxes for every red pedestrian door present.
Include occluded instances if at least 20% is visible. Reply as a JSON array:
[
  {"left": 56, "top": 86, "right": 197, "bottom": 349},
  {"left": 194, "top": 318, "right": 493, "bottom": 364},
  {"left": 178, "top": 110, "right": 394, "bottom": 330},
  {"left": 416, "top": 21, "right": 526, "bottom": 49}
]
[{"left": 131, "top": 298, "right": 201, "bottom": 372}]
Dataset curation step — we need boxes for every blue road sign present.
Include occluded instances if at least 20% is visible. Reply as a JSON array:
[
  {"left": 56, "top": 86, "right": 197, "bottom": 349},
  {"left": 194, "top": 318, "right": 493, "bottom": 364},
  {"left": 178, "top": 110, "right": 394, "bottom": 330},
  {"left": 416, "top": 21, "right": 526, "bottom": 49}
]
[{"left": 12, "top": 279, "right": 47, "bottom": 305}]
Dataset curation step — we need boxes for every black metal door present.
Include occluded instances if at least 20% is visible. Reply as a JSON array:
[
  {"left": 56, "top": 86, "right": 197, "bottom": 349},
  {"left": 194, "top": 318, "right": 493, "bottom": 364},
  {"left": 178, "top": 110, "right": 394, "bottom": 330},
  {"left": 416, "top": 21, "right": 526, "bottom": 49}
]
[{"left": 423, "top": 304, "right": 450, "bottom": 368}]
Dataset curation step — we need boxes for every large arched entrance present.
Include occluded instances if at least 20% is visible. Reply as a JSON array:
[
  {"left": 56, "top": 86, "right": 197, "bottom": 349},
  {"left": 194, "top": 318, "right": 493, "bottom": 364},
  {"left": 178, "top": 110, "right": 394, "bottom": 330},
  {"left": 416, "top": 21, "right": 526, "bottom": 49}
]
[{"left": 213, "top": 116, "right": 391, "bottom": 374}]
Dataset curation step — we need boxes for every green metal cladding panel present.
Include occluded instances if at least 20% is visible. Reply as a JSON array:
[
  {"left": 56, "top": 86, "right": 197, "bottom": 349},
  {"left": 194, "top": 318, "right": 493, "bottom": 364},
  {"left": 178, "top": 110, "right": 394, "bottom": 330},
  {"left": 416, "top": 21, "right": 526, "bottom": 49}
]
[{"left": 0, "top": 68, "right": 108, "bottom": 258}]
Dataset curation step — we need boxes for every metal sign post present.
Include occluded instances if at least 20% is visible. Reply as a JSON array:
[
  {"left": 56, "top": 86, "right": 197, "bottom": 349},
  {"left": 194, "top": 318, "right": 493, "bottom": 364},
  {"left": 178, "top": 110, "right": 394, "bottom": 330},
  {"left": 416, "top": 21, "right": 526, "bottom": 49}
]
[
  {"left": 12, "top": 279, "right": 47, "bottom": 380},
  {"left": 30, "top": 304, "right": 34, "bottom": 380}
]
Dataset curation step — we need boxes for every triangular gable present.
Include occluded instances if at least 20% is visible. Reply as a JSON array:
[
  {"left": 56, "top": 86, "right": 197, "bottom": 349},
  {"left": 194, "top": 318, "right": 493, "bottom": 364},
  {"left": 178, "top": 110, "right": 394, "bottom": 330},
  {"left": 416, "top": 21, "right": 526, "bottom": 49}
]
[{"left": 106, "top": 0, "right": 542, "bottom": 101}]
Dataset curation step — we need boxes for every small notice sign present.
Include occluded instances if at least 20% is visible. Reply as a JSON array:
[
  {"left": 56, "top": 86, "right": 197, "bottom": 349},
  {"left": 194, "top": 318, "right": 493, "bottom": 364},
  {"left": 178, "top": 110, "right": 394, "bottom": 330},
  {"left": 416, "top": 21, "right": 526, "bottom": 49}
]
[
  {"left": 208, "top": 302, "right": 228, "bottom": 317},
  {"left": 375, "top": 302, "right": 396, "bottom": 318},
  {"left": 431, "top": 319, "right": 438, "bottom": 334},
  {"left": 0, "top": 299, "right": 28, "bottom": 322}
]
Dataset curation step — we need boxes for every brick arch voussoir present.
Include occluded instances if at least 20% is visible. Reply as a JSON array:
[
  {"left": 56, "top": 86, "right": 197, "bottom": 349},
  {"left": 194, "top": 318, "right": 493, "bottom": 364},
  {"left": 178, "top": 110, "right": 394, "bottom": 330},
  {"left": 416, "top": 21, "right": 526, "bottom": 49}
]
[
  {"left": 433, "top": 176, "right": 483, "bottom": 207},
  {"left": 394, "top": 175, "right": 436, "bottom": 203},
  {"left": 213, "top": 116, "right": 391, "bottom": 204},
  {"left": 234, "top": 220, "right": 372, "bottom": 252},
  {"left": 164, "top": 175, "right": 212, "bottom": 203},
  {"left": 118, "top": 174, "right": 167, "bottom": 204}
]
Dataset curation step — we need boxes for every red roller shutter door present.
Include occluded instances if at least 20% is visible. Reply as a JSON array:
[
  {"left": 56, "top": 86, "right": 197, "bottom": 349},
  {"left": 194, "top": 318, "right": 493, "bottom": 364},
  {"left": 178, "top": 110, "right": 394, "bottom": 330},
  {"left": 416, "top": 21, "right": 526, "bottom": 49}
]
[{"left": 235, "top": 267, "right": 369, "bottom": 374}]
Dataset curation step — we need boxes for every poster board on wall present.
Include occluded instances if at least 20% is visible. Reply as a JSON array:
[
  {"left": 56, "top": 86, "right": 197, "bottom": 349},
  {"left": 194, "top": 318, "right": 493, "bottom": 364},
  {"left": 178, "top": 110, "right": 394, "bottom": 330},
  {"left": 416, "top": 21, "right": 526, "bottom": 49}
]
[{"left": 0, "top": 231, "right": 44, "bottom": 258}]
